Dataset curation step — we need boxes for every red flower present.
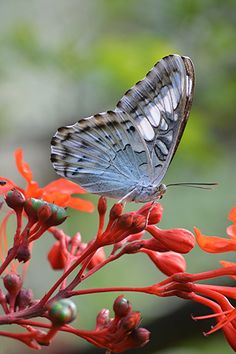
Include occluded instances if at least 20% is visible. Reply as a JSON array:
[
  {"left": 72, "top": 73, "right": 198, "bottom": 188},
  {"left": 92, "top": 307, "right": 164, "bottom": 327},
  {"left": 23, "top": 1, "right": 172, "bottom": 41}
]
[
  {"left": 0, "top": 148, "right": 94, "bottom": 212},
  {"left": 146, "top": 225, "right": 195, "bottom": 253},
  {"left": 144, "top": 250, "right": 186, "bottom": 276},
  {"left": 73, "top": 296, "right": 150, "bottom": 352},
  {"left": 48, "top": 242, "right": 67, "bottom": 270},
  {"left": 195, "top": 206, "right": 236, "bottom": 253}
]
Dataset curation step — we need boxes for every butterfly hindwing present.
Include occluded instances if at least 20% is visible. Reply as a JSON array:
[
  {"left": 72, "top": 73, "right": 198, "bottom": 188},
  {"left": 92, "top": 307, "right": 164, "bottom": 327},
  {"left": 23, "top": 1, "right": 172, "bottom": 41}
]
[{"left": 116, "top": 54, "right": 194, "bottom": 184}]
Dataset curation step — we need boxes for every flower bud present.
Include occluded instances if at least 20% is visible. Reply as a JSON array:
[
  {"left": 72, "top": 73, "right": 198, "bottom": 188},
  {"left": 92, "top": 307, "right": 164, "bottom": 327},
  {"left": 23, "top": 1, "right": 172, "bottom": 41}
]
[
  {"left": 5, "top": 189, "right": 25, "bottom": 212},
  {"left": 112, "top": 327, "right": 150, "bottom": 352},
  {"left": 48, "top": 299, "right": 77, "bottom": 326},
  {"left": 119, "top": 311, "right": 141, "bottom": 332},
  {"left": 0, "top": 289, "right": 5, "bottom": 304},
  {"left": 24, "top": 198, "right": 43, "bottom": 222},
  {"left": 98, "top": 196, "right": 107, "bottom": 216},
  {"left": 15, "top": 243, "right": 31, "bottom": 263},
  {"left": 122, "top": 241, "right": 143, "bottom": 254},
  {"left": 141, "top": 238, "right": 170, "bottom": 252},
  {"left": 48, "top": 242, "right": 67, "bottom": 270},
  {"left": 147, "top": 226, "right": 195, "bottom": 253},
  {"left": 0, "top": 289, "right": 8, "bottom": 313},
  {"left": 3, "top": 273, "right": 22, "bottom": 296},
  {"left": 96, "top": 308, "right": 110, "bottom": 329},
  {"left": 37, "top": 204, "right": 52, "bottom": 224},
  {"left": 130, "top": 327, "right": 150, "bottom": 347},
  {"left": 15, "top": 288, "right": 33, "bottom": 310},
  {"left": 46, "top": 204, "right": 67, "bottom": 227},
  {"left": 117, "top": 213, "right": 134, "bottom": 229},
  {"left": 146, "top": 250, "right": 186, "bottom": 276},
  {"left": 70, "top": 232, "right": 82, "bottom": 252},
  {"left": 131, "top": 215, "right": 146, "bottom": 233},
  {"left": 87, "top": 247, "right": 106, "bottom": 270},
  {"left": 138, "top": 202, "right": 163, "bottom": 225},
  {"left": 113, "top": 296, "right": 132, "bottom": 318},
  {"left": 126, "top": 231, "right": 145, "bottom": 243},
  {"left": 109, "top": 203, "right": 124, "bottom": 221},
  {"left": 113, "top": 233, "right": 144, "bottom": 254}
]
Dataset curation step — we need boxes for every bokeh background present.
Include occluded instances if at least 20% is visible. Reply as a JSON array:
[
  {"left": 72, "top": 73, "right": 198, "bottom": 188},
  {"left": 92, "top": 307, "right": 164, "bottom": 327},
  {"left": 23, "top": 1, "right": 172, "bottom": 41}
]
[{"left": 0, "top": 0, "right": 236, "bottom": 353}]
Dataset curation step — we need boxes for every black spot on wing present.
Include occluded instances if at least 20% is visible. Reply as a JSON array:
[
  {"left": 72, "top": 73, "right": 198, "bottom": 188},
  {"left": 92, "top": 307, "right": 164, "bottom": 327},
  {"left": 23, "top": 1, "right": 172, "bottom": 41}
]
[
  {"left": 127, "top": 125, "right": 135, "bottom": 134},
  {"left": 154, "top": 146, "right": 167, "bottom": 162}
]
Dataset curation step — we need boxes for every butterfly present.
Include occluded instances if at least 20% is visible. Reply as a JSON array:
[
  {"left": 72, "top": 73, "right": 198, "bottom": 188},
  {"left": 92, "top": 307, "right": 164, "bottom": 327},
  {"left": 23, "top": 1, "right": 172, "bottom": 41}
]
[{"left": 51, "top": 54, "right": 194, "bottom": 203}]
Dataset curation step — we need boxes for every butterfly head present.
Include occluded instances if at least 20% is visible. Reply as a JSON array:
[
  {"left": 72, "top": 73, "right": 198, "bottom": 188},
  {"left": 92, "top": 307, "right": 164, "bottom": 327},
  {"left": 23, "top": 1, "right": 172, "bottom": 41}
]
[
  {"left": 130, "top": 183, "right": 167, "bottom": 203},
  {"left": 156, "top": 183, "right": 167, "bottom": 200}
]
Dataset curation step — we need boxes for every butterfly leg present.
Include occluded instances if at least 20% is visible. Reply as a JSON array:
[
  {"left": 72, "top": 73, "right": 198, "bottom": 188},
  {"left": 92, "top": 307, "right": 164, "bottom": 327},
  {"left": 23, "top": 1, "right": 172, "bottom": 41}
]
[{"left": 144, "top": 201, "right": 156, "bottom": 227}]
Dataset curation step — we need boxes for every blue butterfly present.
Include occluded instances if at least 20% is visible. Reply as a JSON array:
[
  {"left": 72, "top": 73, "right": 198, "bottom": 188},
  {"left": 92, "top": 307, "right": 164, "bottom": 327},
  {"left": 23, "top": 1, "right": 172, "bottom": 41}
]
[{"left": 51, "top": 54, "right": 194, "bottom": 203}]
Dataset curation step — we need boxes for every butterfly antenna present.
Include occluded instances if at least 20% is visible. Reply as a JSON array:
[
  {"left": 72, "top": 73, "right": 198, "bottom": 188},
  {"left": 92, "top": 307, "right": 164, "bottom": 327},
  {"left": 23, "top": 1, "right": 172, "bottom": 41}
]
[{"left": 166, "top": 182, "right": 218, "bottom": 190}]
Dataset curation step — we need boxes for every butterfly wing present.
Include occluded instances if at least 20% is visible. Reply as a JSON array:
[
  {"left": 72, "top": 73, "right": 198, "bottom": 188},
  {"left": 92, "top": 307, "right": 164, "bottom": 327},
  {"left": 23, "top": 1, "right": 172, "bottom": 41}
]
[
  {"left": 116, "top": 54, "right": 195, "bottom": 184},
  {"left": 51, "top": 110, "right": 152, "bottom": 200},
  {"left": 51, "top": 54, "right": 194, "bottom": 201}
]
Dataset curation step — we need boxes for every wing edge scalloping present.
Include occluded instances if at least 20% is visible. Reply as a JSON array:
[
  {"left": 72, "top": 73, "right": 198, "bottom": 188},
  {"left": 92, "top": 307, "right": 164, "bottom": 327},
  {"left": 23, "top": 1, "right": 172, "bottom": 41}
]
[
  {"left": 169, "top": 55, "right": 195, "bottom": 160},
  {"left": 114, "top": 54, "right": 194, "bottom": 181},
  {"left": 151, "top": 55, "right": 195, "bottom": 185},
  {"left": 115, "top": 54, "right": 191, "bottom": 147},
  {"left": 151, "top": 55, "right": 195, "bottom": 184}
]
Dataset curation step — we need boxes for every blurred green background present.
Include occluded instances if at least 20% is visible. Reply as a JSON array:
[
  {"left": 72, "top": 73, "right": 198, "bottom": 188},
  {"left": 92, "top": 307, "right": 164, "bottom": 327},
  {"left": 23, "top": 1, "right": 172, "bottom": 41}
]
[{"left": 0, "top": 0, "right": 236, "bottom": 353}]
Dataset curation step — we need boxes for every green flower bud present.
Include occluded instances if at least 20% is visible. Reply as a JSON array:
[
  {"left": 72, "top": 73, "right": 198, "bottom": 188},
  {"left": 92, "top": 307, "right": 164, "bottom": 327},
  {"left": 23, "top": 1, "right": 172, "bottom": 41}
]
[{"left": 48, "top": 299, "right": 77, "bottom": 325}]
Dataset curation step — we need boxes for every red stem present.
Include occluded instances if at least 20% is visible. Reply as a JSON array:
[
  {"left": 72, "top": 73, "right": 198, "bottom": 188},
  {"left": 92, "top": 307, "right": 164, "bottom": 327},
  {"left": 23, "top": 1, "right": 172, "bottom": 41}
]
[
  {"left": 67, "top": 285, "right": 159, "bottom": 297},
  {"left": 0, "top": 247, "right": 18, "bottom": 276},
  {"left": 39, "top": 241, "right": 99, "bottom": 306},
  {"left": 184, "top": 266, "right": 236, "bottom": 282}
]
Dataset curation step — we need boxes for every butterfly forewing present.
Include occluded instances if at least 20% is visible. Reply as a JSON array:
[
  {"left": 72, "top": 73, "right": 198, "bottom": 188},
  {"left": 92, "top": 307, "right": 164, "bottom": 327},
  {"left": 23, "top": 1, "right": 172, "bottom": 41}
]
[
  {"left": 51, "top": 54, "right": 195, "bottom": 202},
  {"left": 51, "top": 110, "right": 152, "bottom": 199},
  {"left": 116, "top": 54, "right": 194, "bottom": 184}
]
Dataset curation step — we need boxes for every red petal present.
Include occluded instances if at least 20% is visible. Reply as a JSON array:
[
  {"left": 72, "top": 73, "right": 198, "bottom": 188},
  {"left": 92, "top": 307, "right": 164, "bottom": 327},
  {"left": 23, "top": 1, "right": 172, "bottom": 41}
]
[
  {"left": 67, "top": 196, "right": 94, "bottom": 212},
  {"left": 220, "top": 260, "right": 236, "bottom": 280},
  {"left": 194, "top": 227, "right": 236, "bottom": 253},
  {"left": 43, "top": 178, "right": 86, "bottom": 194},
  {"left": 15, "top": 148, "right": 33, "bottom": 183},
  {"left": 42, "top": 192, "right": 94, "bottom": 212},
  {"left": 228, "top": 207, "right": 236, "bottom": 223},
  {"left": 25, "top": 181, "right": 42, "bottom": 198},
  {"left": 227, "top": 224, "right": 236, "bottom": 238},
  {"left": 42, "top": 192, "right": 70, "bottom": 206}
]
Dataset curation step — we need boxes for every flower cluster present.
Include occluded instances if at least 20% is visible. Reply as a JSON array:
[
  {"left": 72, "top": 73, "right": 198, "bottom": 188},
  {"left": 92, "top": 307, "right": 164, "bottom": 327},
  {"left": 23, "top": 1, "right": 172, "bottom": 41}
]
[
  {"left": 68, "top": 295, "right": 150, "bottom": 353},
  {"left": 1, "top": 150, "right": 236, "bottom": 352}
]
